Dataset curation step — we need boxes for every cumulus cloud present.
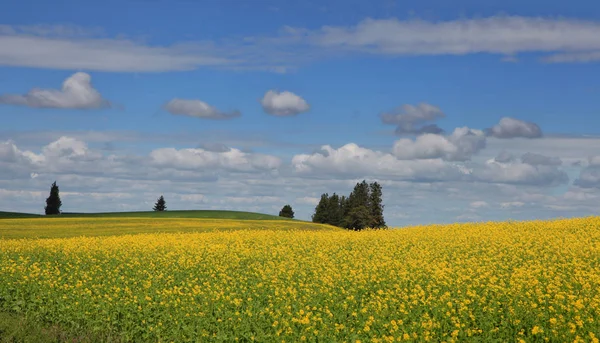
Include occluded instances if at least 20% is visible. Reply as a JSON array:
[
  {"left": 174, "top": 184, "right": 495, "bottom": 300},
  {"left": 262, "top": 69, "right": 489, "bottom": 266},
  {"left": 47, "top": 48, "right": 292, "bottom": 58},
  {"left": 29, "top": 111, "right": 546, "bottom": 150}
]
[
  {"left": 392, "top": 127, "right": 486, "bottom": 161},
  {"left": 521, "top": 152, "right": 562, "bottom": 166},
  {"left": 380, "top": 103, "right": 444, "bottom": 135},
  {"left": 494, "top": 151, "right": 515, "bottom": 163},
  {"left": 197, "top": 142, "right": 232, "bottom": 153},
  {"left": 291, "top": 142, "right": 468, "bottom": 181},
  {"left": 473, "top": 158, "right": 568, "bottom": 186},
  {"left": 486, "top": 117, "right": 543, "bottom": 139},
  {"left": 150, "top": 147, "right": 281, "bottom": 172},
  {"left": 0, "top": 72, "right": 109, "bottom": 109},
  {"left": 260, "top": 90, "right": 310, "bottom": 116},
  {"left": 574, "top": 156, "right": 600, "bottom": 188},
  {"left": 164, "top": 99, "right": 241, "bottom": 120}
]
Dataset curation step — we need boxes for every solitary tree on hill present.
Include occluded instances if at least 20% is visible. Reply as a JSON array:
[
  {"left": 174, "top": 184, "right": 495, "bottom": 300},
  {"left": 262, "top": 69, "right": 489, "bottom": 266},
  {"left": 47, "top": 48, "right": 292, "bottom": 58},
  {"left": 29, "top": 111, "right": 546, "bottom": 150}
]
[
  {"left": 153, "top": 195, "right": 167, "bottom": 211},
  {"left": 279, "top": 204, "right": 295, "bottom": 218},
  {"left": 45, "top": 181, "right": 62, "bottom": 215}
]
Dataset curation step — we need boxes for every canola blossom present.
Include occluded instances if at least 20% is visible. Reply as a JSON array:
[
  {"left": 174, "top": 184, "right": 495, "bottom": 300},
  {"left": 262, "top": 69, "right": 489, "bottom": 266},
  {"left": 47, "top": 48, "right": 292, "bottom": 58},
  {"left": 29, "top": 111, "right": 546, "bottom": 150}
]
[{"left": 1, "top": 217, "right": 600, "bottom": 342}]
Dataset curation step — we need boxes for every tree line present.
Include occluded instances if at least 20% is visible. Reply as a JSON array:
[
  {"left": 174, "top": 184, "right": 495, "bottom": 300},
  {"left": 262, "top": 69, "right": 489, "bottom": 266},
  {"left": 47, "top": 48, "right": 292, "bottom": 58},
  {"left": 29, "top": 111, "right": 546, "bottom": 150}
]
[
  {"left": 40, "top": 181, "right": 385, "bottom": 231},
  {"left": 312, "top": 180, "right": 386, "bottom": 230}
]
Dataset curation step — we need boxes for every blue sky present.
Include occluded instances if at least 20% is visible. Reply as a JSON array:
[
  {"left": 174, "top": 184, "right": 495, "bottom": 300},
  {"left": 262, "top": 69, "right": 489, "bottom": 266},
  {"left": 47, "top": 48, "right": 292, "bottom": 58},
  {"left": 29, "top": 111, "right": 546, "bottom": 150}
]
[{"left": 1, "top": 0, "right": 600, "bottom": 225}]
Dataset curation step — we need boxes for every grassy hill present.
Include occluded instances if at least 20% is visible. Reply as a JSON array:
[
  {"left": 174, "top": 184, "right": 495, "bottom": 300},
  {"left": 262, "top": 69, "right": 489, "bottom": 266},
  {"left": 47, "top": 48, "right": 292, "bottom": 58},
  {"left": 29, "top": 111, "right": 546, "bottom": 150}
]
[
  {"left": 0, "top": 211, "right": 41, "bottom": 219},
  {"left": 1, "top": 210, "right": 287, "bottom": 220},
  {"left": 0, "top": 211, "right": 335, "bottom": 239},
  {"left": 59, "top": 210, "right": 288, "bottom": 220}
]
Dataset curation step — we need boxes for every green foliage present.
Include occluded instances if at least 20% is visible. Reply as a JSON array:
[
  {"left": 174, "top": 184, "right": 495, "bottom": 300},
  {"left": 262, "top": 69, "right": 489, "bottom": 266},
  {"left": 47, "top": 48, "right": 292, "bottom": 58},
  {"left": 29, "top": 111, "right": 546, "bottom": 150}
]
[
  {"left": 369, "top": 182, "right": 386, "bottom": 228},
  {"left": 279, "top": 204, "right": 295, "bottom": 218},
  {"left": 44, "top": 181, "right": 62, "bottom": 215},
  {"left": 153, "top": 195, "right": 167, "bottom": 212},
  {"left": 343, "top": 205, "right": 371, "bottom": 230},
  {"left": 311, "top": 193, "right": 330, "bottom": 224},
  {"left": 312, "top": 180, "right": 386, "bottom": 230}
]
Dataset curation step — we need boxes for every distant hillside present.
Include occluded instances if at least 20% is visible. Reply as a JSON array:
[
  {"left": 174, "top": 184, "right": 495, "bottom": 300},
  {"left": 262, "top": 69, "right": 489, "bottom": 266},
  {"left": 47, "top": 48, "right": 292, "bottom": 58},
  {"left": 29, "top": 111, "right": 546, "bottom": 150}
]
[
  {"left": 0, "top": 210, "right": 291, "bottom": 221},
  {"left": 0, "top": 211, "right": 41, "bottom": 219}
]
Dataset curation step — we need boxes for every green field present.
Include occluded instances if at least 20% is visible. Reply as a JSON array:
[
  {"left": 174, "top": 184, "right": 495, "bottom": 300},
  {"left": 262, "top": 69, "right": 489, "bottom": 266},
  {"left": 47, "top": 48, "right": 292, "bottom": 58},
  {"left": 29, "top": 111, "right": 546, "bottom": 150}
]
[
  {"left": 0, "top": 211, "right": 41, "bottom": 219},
  {"left": 0, "top": 210, "right": 288, "bottom": 220}
]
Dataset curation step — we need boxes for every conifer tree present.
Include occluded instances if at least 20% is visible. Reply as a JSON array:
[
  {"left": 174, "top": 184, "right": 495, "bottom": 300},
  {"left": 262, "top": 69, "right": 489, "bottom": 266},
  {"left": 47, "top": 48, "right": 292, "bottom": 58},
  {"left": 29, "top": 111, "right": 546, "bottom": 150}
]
[
  {"left": 326, "top": 193, "right": 343, "bottom": 227},
  {"left": 44, "top": 181, "right": 62, "bottom": 215},
  {"left": 312, "top": 193, "right": 330, "bottom": 223},
  {"left": 369, "top": 182, "right": 386, "bottom": 228},
  {"left": 153, "top": 195, "right": 167, "bottom": 211},
  {"left": 279, "top": 204, "right": 295, "bottom": 218}
]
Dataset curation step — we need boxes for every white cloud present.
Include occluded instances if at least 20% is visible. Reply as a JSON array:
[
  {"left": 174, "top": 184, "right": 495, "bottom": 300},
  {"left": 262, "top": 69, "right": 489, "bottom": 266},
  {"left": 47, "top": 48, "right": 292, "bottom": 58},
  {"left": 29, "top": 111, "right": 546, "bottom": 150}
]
[
  {"left": 494, "top": 151, "right": 515, "bottom": 163},
  {"left": 292, "top": 143, "right": 468, "bottom": 181},
  {"left": 470, "top": 201, "right": 489, "bottom": 208},
  {"left": 296, "top": 196, "right": 320, "bottom": 206},
  {"left": 574, "top": 166, "right": 600, "bottom": 188},
  {"left": 150, "top": 147, "right": 281, "bottom": 172},
  {"left": 2, "top": 135, "right": 600, "bottom": 225},
  {"left": 487, "top": 117, "right": 543, "bottom": 139},
  {"left": 310, "top": 16, "right": 600, "bottom": 60},
  {"left": 520, "top": 152, "right": 562, "bottom": 166},
  {"left": 543, "top": 51, "right": 600, "bottom": 63},
  {"left": 164, "top": 98, "right": 241, "bottom": 120},
  {"left": 260, "top": 90, "right": 310, "bottom": 116},
  {"left": 473, "top": 158, "right": 568, "bottom": 186},
  {"left": 392, "top": 127, "right": 486, "bottom": 161},
  {"left": 0, "top": 26, "right": 230, "bottom": 72},
  {"left": 179, "top": 194, "right": 207, "bottom": 203},
  {"left": 380, "top": 103, "right": 444, "bottom": 135},
  {"left": 501, "top": 201, "right": 525, "bottom": 208},
  {"left": 0, "top": 72, "right": 109, "bottom": 109}
]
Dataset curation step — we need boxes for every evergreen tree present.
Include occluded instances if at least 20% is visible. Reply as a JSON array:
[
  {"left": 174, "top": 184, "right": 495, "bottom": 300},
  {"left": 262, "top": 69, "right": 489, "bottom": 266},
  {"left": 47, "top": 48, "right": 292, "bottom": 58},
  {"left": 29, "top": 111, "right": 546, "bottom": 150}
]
[
  {"left": 369, "top": 182, "right": 386, "bottom": 228},
  {"left": 344, "top": 205, "right": 371, "bottom": 231},
  {"left": 153, "top": 195, "right": 167, "bottom": 211},
  {"left": 326, "top": 193, "right": 343, "bottom": 227},
  {"left": 343, "top": 180, "right": 371, "bottom": 229},
  {"left": 312, "top": 193, "right": 330, "bottom": 223},
  {"left": 279, "top": 204, "right": 295, "bottom": 218},
  {"left": 44, "top": 181, "right": 62, "bottom": 215}
]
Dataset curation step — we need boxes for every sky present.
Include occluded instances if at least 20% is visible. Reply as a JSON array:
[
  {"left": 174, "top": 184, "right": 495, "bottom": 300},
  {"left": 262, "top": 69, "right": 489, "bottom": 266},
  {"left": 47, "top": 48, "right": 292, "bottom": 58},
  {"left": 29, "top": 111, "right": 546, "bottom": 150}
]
[{"left": 2, "top": 0, "right": 600, "bottom": 226}]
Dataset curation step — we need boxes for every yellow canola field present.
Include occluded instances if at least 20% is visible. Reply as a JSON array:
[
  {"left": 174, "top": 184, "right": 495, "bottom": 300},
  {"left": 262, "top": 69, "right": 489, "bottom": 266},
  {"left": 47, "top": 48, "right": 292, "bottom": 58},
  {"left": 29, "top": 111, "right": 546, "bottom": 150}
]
[{"left": 1, "top": 217, "right": 600, "bottom": 342}]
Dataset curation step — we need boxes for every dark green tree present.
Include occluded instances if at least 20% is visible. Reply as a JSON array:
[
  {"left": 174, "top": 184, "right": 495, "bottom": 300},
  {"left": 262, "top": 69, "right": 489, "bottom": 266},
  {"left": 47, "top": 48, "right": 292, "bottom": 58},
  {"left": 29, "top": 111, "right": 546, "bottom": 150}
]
[
  {"left": 153, "top": 195, "right": 167, "bottom": 212},
  {"left": 344, "top": 205, "right": 371, "bottom": 231},
  {"left": 326, "top": 193, "right": 343, "bottom": 227},
  {"left": 312, "top": 193, "right": 330, "bottom": 223},
  {"left": 369, "top": 182, "right": 386, "bottom": 228},
  {"left": 279, "top": 204, "right": 295, "bottom": 218},
  {"left": 343, "top": 180, "right": 371, "bottom": 229},
  {"left": 44, "top": 181, "right": 62, "bottom": 215}
]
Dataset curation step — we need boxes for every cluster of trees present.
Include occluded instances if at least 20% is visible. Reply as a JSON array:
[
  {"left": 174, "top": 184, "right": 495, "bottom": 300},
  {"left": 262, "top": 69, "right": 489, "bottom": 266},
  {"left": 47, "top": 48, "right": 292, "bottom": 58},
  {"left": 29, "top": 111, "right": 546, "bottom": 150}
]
[
  {"left": 312, "top": 180, "right": 386, "bottom": 230},
  {"left": 41, "top": 181, "right": 383, "bottom": 229}
]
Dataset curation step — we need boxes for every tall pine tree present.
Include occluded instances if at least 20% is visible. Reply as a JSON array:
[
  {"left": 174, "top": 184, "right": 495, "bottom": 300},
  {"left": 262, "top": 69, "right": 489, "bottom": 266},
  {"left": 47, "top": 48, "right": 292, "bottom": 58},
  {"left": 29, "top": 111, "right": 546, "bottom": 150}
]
[
  {"left": 326, "top": 193, "right": 343, "bottom": 227},
  {"left": 45, "top": 181, "right": 62, "bottom": 215},
  {"left": 153, "top": 195, "right": 167, "bottom": 211},
  {"left": 369, "top": 182, "right": 386, "bottom": 228},
  {"left": 311, "top": 193, "right": 330, "bottom": 223}
]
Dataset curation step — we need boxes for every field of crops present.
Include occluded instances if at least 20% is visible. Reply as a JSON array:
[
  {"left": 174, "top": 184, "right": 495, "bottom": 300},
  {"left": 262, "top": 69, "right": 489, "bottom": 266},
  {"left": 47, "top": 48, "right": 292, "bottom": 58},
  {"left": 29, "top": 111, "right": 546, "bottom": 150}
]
[{"left": 1, "top": 217, "right": 600, "bottom": 342}]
